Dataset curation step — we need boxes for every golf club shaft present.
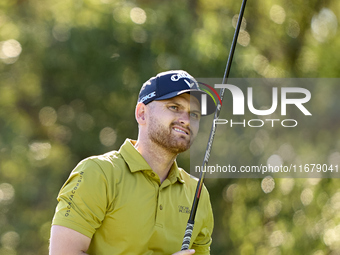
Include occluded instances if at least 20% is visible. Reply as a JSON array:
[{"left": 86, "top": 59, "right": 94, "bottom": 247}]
[{"left": 181, "top": 0, "right": 248, "bottom": 250}]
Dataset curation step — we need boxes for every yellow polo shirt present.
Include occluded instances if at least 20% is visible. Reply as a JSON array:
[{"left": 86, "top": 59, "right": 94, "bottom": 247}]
[{"left": 52, "top": 139, "right": 213, "bottom": 254}]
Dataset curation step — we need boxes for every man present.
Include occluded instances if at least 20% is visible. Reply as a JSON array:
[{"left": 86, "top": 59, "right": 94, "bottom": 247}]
[{"left": 49, "top": 70, "right": 215, "bottom": 255}]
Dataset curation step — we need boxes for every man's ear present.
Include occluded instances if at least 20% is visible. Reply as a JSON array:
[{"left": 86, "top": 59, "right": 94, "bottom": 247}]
[{"left": 135, "top": 102, "right": 147, "bottom": 125}]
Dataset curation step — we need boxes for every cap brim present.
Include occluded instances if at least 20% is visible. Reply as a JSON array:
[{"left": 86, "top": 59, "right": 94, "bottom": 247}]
[{"left": 154, "top": 89, "right": 217, "bottom": 115}]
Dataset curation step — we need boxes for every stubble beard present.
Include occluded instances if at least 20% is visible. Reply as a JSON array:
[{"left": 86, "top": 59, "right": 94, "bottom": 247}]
[{"left": 148, "top": 116, "right": 192, "bottom": 154}]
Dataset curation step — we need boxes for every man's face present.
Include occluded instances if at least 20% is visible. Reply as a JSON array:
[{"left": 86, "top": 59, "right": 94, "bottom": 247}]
[{"left": 146, "top": 93, "right": 201, "bottom": 154}]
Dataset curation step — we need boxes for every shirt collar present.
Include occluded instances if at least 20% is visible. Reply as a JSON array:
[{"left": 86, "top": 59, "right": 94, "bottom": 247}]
[{"left": 119, "top": 139, "right": 185, "bottom": 184}]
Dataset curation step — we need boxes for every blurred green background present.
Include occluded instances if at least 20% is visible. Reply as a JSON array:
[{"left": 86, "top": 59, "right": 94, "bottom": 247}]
[{"left": 0, "top": 0, "right": 339, "bottom": 254}]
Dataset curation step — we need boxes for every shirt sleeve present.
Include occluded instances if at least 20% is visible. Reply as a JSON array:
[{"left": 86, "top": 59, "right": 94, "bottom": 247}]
[
  {"left": 191, "top": 184, "right": 214, "bottom": 255},
  {"left": 52, "top": 158, "right": 111, "bottom": 238}
]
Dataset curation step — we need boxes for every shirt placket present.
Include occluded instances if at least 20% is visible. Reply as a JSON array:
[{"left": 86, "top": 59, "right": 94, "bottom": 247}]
[
  {"left": 155, "top": 185, "right": 165, "bottom": 228},
  {"left": 149, "top": 172, "right": 171, "bottom": 228}
]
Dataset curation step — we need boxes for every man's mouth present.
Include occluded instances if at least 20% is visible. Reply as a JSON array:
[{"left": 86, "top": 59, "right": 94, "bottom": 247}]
[{"left": 173, "top": 127, "right": 190, "bottom": 135}]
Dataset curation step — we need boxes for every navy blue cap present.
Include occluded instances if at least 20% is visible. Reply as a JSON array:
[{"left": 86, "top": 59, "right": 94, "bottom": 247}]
[{"left": 138, "top": 70, "right": 216, "bottom": 115}]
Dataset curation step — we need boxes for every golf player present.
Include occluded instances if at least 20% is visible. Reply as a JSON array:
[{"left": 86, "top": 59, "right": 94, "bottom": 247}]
[{"left": 49, "top": 70, "right": 214, "bottom": 255}]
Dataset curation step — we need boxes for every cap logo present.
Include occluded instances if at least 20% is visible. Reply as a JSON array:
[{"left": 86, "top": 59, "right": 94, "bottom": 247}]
[
  {"left": 184, "top": 79, "right": 195, "bottom": 88},
  {"left": 170, "top": 72, "right": 192, "bottom": 82},
  {"left": 140, "top": 91, "right": 156, "bottom": 103}
]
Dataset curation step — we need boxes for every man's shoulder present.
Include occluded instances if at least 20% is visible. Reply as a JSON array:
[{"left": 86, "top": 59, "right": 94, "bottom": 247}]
[
  {"left": 178, "top": 168, "right": 201, "bottom": 188},
  {"left": 177, "top": 168, "right": 210, "bottom": 196},
  {"left": 178, "top": 168, "right": 198, "bottom": 182},
  {"left": 92, "top": 150, "right": 122, "bottom": 163},
  {"left": 76, "top": 150, "right": 127, "bottom": 175}
]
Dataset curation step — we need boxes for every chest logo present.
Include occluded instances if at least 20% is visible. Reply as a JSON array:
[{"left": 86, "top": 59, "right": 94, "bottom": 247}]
[{"left": 178, "top": 205, "right": 191, "bottom": 214}]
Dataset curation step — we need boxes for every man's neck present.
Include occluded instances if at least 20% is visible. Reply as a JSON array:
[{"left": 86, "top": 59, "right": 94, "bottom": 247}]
[{"left": 134, "top": 139, "right": 177, "bottom": 183}]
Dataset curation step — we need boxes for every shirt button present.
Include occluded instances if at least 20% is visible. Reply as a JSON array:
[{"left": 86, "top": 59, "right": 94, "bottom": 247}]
[
  {"left": 159, "top": 205, "right": 163, "bottom": 210},
  {"left": 151, "top": 173, "right": 155, "bottom": 177}
]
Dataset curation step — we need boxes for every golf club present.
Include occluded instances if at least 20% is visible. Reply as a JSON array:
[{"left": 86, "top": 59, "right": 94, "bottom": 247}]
[{"left": 181, "top": 0, "right": 248, "bottom": 250}]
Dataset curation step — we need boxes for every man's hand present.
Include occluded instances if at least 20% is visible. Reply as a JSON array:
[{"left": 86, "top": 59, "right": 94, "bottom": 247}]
[{"left": 172, "top": 249, "right": 195, "bottom": 255}]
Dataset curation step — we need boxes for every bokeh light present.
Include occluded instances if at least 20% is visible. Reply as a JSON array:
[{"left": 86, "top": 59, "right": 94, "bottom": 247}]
[
  {"left": 269, "top": 230, "right": 284, "bottom": 247},
  {"left": 293, "top": 210, "right": 306, "bottom": 226},
  {"left": 261, "top": 176, "right": 275, "bottom": 194},
  {"left": 323, "top": 225, "right": 340, "bottom": 248},
  {"left": 57, "top": 105, "right": 75, "bottom": 123},
  {"left": 279, "top": 178, "right": 295, "bottom": 195},
  {"left": 0, "top": 231, "right": 20, "bottom": 250},
  {"left": 76, "top": 113, "right": 94, "bottom": 132},
  {"left": 270, "top": 5, "right": 286, "bottom": 24},
  {"left": 0, "top": 183, "right": 15, "bottom": 205},
  {"left": 232, "top": 15, "right": 247, "bottom": 30},
  {"left": 29, "top": 142, "right": 51, "bottom": 161},
  {"left": 48, "top": 125, "right": 72, "bottom": 144},
  {"left": 311, "top": 8, "right": 338, "bottom": 42},
  {"left": 267, "top": 154, "right": 283, "bottom": 167},
  {"left": 0, "top": 39, "right": 22, "bottom": 64},
  {"left": 0, "top": 39, "right": 21, "bottom": 58},
  {"left": 253, "top": 54, "right": 269, "bottom": 75},
  {"left": 278, "top": 143, "right": 295, "bottom": 162},
  {"left": 99, "top": 127, "right": 117, "bottom": 147},
  {"left": 223, "top": 183, "right": 238, "bottom": 202},
  {"left": 39, "top": 107, "right": 57, "bottom": 127},
  {"left": 300, "top": 188, "right": 314, "bottom": 206},
  {"left": 113, "top": 4, "right": 133, "bottom": 24},
  {"left": 264, "top": 199, "right": 282, "bottom": 218},
  {"left": 238, "top": 30, "right": 250, "bottom": 47},
  {"left": 130, "top": 7, "right": 147, "bottom": 25},
  {"left": 286, "top": 19, "right": 300, "bottom": 38},
  {"left": 52, "top": 24, "right": 71, "bottom": 42}
]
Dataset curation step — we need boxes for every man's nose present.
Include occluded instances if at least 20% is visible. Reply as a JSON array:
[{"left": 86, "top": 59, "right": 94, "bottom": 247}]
[{"left": 178, "top": 111, "right": 190, "bottom": 126}]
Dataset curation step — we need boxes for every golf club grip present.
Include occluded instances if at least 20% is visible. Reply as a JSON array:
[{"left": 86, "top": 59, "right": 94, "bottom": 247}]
[{"left": 181, "top": 220, "right": 195, "bottom": 250}]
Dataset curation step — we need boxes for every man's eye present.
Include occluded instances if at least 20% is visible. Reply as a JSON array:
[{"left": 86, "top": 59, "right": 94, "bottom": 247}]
[
  {"left": 169, "top": 105, "right": 178, "bottom": 110},
  {"left": 190, "top": 112, "right": 200, "bottom": 119}
]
